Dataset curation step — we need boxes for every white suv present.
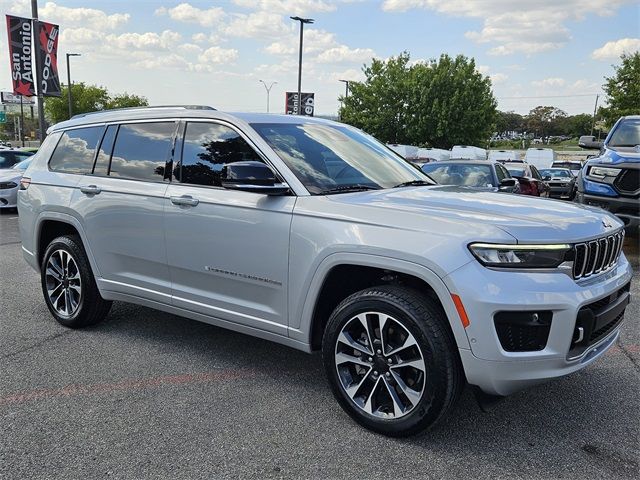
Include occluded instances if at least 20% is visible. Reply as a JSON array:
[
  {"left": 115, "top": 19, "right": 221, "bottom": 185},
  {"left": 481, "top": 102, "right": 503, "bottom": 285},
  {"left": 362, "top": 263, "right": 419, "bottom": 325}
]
[{"left": 18, "top": 106, "right": 633, "bottom": 436}]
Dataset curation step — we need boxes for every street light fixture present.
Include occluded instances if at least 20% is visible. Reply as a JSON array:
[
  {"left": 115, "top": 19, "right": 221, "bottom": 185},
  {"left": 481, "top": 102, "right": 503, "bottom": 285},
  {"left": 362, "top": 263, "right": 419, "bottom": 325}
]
[
  {"left": 339, "top": 79, "right": 351, "bottom": 98},
  {"left": 290, "top": 16, "right": 314, "bottom": 115},
  {"left": 259, "top": 80, "right": 277, "bottom": 113},
  {"left": 66, "top": 53, "right": 81, "bottom": 118}
]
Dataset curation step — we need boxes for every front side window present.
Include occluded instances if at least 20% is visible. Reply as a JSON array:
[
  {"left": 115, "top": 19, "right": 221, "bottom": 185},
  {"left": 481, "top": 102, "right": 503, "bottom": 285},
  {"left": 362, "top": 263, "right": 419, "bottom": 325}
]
[
  {"left": 251, "top": 122, "right": 430, "bottom": 194},
  {"left": 48, "top": 127, "right": 102, "bottom": 174},
  {"left": 421, "top": 163, "right": 494, "bottom": 187},
  {"left": 109, "top": 122, "right": 175, "bottom": 181},
  {"left": 608, "top": 118, "right": 640, "bottom": 147},
  {"left": 177, "top": 122, "right": 263, "bottom": 187}
]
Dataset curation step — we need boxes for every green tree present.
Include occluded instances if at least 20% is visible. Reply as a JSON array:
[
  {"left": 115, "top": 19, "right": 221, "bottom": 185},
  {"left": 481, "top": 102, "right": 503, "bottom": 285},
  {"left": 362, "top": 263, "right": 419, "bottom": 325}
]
[
  {"left": 44, "top": 83, "right": 148, "bottom": 124},
  {"left": 599, "top": 52, "right": 640, "bottom": 127},
  {"left": 495, "top": 110, "right": 524, "bottom": 134},
  {"left": 563, "top": 113, "right": 593, "bottom": 137},
  {"left": 525, "top": 106, "right": 567, "bottom": 138},
  {"left": 340, "top": 53, "right": 497, "bottom": 148},
  {"left": 340, "top": 52, "right": 414, "bottom": 144}
]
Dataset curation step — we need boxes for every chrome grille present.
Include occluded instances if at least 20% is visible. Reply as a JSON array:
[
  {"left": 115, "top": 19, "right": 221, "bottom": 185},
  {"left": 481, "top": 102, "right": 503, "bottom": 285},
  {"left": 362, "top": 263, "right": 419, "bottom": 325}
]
[{"left": 572, "top": 231, "right": 624, "bottom": 280}]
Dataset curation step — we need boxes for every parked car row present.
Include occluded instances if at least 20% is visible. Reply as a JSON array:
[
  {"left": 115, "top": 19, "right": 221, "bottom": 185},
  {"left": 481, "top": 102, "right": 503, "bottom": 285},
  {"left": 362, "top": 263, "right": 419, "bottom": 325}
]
[{"left": 0, "top": 150, "right": 34, "bottom": 208}]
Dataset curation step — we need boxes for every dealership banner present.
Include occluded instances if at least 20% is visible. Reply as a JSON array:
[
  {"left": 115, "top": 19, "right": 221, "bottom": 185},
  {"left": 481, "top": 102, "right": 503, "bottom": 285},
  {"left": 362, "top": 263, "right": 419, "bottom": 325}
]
[
  {"left": 285, "top": 92, "right": 315, "bottom": 116},
  {"left": 1, "top": 91, "right": 35, "bottom": 104},
  {"left": 5, "top": 15, "right": 35, "bottom": 97},
  {"left": 36, "top": 21, "right": 61, "bottom": 97}
]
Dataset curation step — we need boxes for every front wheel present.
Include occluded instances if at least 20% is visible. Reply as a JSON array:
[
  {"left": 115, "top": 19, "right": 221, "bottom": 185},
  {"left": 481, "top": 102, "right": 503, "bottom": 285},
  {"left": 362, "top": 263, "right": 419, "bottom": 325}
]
[
  {"left": 322, "top": 286, "right": 463, "bottom": 437},
  {"left": 41, "top": 235, "right": 112, "bottom": 328}
]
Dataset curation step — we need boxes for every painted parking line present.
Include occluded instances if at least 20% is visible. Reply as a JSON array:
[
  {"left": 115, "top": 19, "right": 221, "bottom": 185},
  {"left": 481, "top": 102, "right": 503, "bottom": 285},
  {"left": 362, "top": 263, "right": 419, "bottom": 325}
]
[{"left": 0, "top": 369, "right": 255, "bottom": 406}]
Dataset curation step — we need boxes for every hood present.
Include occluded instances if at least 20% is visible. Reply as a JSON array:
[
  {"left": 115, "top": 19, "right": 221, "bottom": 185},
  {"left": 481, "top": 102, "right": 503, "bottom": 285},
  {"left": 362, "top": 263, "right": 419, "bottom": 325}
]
[
  {"left": 588, "top": 146, "right": 640, "bottom": 166},
  {"left": 0, "top": 169, "right": 21, "bottom": 183},
  {"left": 328, "top": 186, "right": 623, "bottom": 243}
]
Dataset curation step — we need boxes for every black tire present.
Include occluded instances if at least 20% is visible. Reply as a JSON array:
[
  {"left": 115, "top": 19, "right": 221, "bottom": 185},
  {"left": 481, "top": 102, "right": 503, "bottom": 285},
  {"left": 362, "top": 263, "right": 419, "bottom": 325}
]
[
  {"left": 40, "top": 235, "right": 112, "bottom": 328},
  {"left": 322, "top": 285, "right": 463, "bottom": 437}
]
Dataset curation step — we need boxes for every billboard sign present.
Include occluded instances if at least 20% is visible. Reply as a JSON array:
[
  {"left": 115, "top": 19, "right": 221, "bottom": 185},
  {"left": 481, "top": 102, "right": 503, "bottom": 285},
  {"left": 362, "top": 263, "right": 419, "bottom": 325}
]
[
  {"left": 36, "top": 21, "right": 61, "bottom": 97},
  {"left": 5, "top": 15, "right": 35, "bottom": 97},
  {"left": 285, "top": 92, "right": 314, "bottom": 116},
  {"left": 1, "top": 91, "right": 35, "bottom": 104}
]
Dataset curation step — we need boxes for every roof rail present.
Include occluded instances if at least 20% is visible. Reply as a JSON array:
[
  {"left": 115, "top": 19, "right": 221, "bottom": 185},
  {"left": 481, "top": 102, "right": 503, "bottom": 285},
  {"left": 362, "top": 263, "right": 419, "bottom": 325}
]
[{"left": 70, "top": 105, "right": 216, "bottom": 120}]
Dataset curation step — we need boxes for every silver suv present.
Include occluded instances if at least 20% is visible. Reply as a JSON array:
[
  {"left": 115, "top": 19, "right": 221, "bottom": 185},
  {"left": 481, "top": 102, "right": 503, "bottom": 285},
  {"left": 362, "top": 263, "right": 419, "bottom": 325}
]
[{"left": 18, "top": 106, "right": 633, "bottom": 436}]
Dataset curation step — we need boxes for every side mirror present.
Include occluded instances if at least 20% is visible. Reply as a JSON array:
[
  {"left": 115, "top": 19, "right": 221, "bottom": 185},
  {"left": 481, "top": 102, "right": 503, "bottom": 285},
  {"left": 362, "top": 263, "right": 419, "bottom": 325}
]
[
  {"left": 221, "top": 161, "right": 290, "bottom": 195},
  {"left": 498, "top": 177, "right": 517, "bottom": 191}
]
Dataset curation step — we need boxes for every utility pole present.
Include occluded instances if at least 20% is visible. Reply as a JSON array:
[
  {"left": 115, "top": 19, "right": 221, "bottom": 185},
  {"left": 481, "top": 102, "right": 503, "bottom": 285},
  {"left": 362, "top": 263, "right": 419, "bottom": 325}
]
[
  {"left": 19, "top": 95, "right": 25, "bottom": 146},
  {"left": 590, "top": 94, "right": 599, "bottom": 136},
  {"left": 31, "top": 0, "right": 46, "bottom": 142},
  {"left": 259, "top": 80, "right": 277, "bottom": 113},
  {"left": 290, "top": 16, "right": 314, "bottom": 115},
  {"left": 66, "top": 53, "right": 81, "bottom": 118}
]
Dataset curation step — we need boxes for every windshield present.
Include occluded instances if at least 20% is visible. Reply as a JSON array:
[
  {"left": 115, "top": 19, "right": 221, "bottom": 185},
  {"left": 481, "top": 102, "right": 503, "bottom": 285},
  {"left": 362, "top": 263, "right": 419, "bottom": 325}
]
[
  {"left": 608, "top": 118, "right": 640, "bottom": 147},
  {"left": 422, "top": 163, "right": 494, "bottom": 187},
  {"left": 251, "top": 122, "right": 431, "bottom": 194},
  {"left": 540, "top": 168, "right": 571, "bottom": 178},
  {"left": 505, "top": 166, "right": 525, "bottom": 177},
  {"left": 13, "top": 158, "right": 32, "bottom": 170}
]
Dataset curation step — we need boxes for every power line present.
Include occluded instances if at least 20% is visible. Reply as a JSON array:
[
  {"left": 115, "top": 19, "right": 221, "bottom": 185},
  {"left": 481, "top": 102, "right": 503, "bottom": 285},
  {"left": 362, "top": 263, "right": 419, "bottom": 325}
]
[{"left": 498, "top": 93, "right": 599, "bottom": 99}]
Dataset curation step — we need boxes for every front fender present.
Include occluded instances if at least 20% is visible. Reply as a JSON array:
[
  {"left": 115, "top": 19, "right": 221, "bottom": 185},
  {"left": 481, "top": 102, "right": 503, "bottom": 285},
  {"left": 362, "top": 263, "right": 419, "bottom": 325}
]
[{"left": 288, "top": 252, "right": 472, "bottom": 351}]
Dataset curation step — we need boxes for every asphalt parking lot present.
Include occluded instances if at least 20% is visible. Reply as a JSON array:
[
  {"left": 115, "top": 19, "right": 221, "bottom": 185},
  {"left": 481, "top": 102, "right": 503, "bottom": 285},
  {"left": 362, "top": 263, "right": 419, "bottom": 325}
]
[{"left": 0, "top": 209, "right": 638, "bottom": 480}]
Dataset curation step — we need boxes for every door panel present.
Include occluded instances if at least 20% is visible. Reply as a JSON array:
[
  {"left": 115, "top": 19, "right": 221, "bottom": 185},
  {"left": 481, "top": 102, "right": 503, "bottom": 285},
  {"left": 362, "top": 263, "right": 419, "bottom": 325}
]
[{"left": 164, "top": 186, "right": 295, "bottom": 333}]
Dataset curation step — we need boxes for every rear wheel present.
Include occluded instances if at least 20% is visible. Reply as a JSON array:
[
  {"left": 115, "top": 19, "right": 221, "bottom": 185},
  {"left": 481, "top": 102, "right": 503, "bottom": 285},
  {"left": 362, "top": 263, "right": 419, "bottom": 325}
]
[
  {"left": 322, "top": 285, "right": 463, "bottom": 437},
  {"left": 41, "top": 235, "right": 111, "bottom": 328}
]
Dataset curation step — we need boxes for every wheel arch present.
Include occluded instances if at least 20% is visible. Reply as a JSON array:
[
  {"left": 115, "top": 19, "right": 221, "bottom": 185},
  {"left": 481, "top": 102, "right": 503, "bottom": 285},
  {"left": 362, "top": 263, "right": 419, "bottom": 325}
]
[
  {"left": 34, "top": 212, "right": 100, "bottom": 277},
  {"left": 293, "top": 253, "right": 471, "bottom": 352}
]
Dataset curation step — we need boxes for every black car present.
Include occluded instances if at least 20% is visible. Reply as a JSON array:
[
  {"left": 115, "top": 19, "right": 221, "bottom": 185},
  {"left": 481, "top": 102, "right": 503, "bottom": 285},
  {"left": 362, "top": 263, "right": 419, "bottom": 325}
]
[
  {"left": 539, "top": 167, "right": 576, "bottom": 200},
  {"left": 421, "top": 160, "right": 520, "bottom": 193}
]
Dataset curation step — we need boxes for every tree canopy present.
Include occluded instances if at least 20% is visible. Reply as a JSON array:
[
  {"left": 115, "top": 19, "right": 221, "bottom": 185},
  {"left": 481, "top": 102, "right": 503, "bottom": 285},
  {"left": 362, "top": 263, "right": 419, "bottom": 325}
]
[
  {"left": 339, "top": 53, "right": 497, "bottom": 149},
  {"left": 45, "top": 83, "right": 148, "bottom": 124},
  {"left": 600, "top": 52, "right": 640, "bottom": 127}
]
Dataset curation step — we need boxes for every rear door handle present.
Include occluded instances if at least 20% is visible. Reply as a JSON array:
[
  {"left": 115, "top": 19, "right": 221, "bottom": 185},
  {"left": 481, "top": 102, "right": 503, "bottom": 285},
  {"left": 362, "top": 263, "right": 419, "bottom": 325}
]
[
  {"left": 170, "top": 195, "right": 199, "bottom": 207},
  {"left": 80, "top": 185, "right": 101, "bottom": 195}
]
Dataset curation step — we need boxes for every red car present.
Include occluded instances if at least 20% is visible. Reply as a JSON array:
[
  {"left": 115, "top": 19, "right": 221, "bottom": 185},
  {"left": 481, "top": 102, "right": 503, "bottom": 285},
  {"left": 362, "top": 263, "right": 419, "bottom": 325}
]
[{"left": 501, "top": 161, "right": 550, "bottom": 197}]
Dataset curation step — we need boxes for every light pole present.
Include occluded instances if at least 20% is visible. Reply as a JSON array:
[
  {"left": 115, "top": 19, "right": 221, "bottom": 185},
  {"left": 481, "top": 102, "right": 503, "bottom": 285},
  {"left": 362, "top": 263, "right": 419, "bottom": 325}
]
[
  {"left": 339, "top": 79, "right": 351, "bottom": 98},
  {"left": 290, "top": 16, "right": 314, "bottom": 115},
  {"left": 259, "top": 80, "right": 277, "bottom": 113},
  {"left": 66, "top": 53, "right": 81, "bottom": 118}
]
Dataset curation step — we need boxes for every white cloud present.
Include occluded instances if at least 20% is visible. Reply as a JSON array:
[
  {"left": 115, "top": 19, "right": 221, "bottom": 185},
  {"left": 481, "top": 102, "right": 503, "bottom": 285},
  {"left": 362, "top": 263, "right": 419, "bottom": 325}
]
[
  {"left": 233, "top": 0, "right": 336, "bottom": 15},
  {"left": 155, "top": 3, "right": 225, "bottom": 27},
  {"left": 490, "top": 73, "right": 508, "bottom": 84},
  {"left": 198, "top": 46, "right": 239, "bottom": 65},
  {"left": 222, "top": 12, "right": 294, "bottom": 39},
  {"left": 316, "top": 45, "right": 376, "bottom": 63},
  {"left": 265, "top": 42, "right": 296, "bottom": 55},
  {"left": 40, "top": 1, "right": 130, "bottom": 30},
  {"left": 531, "top": 77, "right": 566, "bottom": 87},
  {"left": 592, "top": 38, "right": 640, "bottom": 60},
  {"left": 381, "top": 0, "right": 635, "bottom": 55},
  {"left": 106, "top": 30, "right": 182, "bottom": 51}
]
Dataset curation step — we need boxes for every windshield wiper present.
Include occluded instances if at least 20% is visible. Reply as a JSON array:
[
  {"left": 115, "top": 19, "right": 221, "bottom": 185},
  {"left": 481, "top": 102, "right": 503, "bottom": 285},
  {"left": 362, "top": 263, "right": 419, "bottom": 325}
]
[
  {"left": 320, "top": 184, "right": 381, "bottom": 194},
  {"left": 392, "top": 180, "right": 433, "bottom": 188}
]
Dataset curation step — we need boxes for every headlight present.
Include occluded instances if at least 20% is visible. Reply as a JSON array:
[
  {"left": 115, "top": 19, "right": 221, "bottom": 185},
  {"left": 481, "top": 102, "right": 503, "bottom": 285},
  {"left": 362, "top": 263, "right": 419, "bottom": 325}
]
[
  {"left": 589, "top": 166, "right": 620, "bottom": 178},
  {"left": 469, "top": 243, "right": 571, "bottom": 269},
  {"left": 0, "top": 181, "right": 18, "bottom": 189}
]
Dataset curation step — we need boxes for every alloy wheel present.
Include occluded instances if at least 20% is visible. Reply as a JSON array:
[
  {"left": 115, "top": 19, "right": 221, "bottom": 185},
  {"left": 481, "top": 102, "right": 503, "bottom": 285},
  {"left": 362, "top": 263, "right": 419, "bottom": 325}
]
[{"left": 45, "top": 249, "right": 82, "bottom": 318}]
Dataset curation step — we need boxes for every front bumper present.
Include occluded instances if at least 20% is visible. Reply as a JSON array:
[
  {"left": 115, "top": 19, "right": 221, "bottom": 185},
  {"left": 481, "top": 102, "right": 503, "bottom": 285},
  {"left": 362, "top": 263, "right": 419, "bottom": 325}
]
[
  {"left": 548, "top": 184, "right": 573, "bottom": 199},
  {"left": 444, "top": 254, "right": 633, "bottom": 396},
  {"left": 576, "top": 192, "right": 639, "bottom": 229}
]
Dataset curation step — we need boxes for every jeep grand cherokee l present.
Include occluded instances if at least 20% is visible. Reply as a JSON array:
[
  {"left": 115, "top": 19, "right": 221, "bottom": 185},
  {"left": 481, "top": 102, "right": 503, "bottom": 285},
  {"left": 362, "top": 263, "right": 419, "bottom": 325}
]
[{"left": 18, "top": 106, "right": 633, "bottom": 436}]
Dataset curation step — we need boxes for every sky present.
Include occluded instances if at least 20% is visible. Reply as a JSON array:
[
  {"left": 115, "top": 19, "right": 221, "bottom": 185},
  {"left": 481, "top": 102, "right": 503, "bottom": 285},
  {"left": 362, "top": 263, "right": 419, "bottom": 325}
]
[{"left": 1, "top": 0, "right": 639, "bottom": 116}]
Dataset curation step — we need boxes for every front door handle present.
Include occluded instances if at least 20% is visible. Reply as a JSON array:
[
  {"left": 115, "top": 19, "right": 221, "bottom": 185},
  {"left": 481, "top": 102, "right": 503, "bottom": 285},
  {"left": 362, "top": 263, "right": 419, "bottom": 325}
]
[
  {"left": 170, "top": 195, "right": 199, "bottom": 207},
  {"left": 80, "top": 185, "right": 101, "bottom": 195}
]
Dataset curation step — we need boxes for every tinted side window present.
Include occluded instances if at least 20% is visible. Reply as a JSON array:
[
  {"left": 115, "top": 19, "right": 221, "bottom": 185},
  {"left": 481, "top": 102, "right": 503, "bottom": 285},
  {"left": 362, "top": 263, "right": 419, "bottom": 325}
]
[
  {"left": 531, "top": 166, "right": 542, "bottom": 179},
  {"left": 93, "top": 125, "right": 118, "bottom": 176},
  {"left": 49, "top": 127, "right": 102, "bottom": 174},
  {"left": 109, "top": 122, "right": 175, "bottom": 181},
  {"left": 0, "top": 152, "right": 17, "bottom": 168},
  {"left": 179, "top": 122, "right": 263, "bottom": 187},
  {"left": 495, "top": 164, "right": 506, "bottom": 182}
]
